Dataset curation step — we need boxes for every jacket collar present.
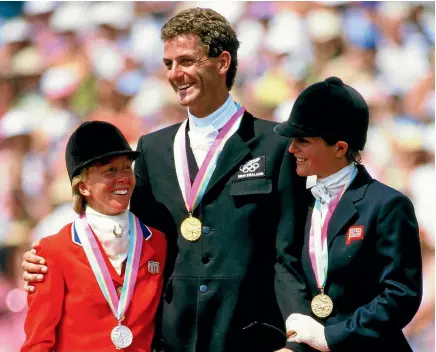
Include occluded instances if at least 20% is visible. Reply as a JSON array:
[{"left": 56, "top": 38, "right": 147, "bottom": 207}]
[
  {"left": 166, "top": 110, "right": 256, "bottom": 200},
  {"left": 72, "top": 220, "right": 152, "bottom": 245},
  {"left": 70, "top": 220, "right": 155, "bottom": 285},
  {"left": 326, "top": 164, "right": 372, "bottom": 248}
]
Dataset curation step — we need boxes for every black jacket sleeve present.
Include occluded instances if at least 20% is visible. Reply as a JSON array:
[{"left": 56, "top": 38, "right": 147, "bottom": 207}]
[{"left": 274, "top": 147, "right": 314, "bottom": 352}]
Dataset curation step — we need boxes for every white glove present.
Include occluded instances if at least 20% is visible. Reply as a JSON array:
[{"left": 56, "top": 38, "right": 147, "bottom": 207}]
[{"left": 286, "top": 313, "right": 330, "bottom": 352}]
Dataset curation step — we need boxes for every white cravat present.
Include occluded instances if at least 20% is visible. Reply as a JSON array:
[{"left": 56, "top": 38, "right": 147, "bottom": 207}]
[
  {"left": 187, "top": 95, "right": 238, "bottom": 166},
  {"left": 311, "top": 164, "right": 357, "bottom": 221},
  {"left": 85, "top": 207, "right": 130, "bottom": 275}
]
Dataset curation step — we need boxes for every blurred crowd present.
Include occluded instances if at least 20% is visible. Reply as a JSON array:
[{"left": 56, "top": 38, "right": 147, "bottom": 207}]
[{"left": 0, "top": 1, "right": 433, "bottom": 351}]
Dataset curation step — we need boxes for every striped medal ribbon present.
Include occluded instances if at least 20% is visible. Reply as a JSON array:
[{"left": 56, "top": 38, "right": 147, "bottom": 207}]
[
  {"left": 309, "top": 168, "right": 357, "bottom": 318},
  {"left": 74, "top": 211, "right": 143, "bottom": 349},
  {"left": 174, "top": 105, "right": 245, "bottom": 242}
]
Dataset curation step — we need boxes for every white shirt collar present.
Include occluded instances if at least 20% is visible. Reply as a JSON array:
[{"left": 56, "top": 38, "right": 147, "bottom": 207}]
[
  {"left": 311, "top": 163, "right": 357, "bottom": 205},
  {"left": 187, "top": 95, "right": 239, "bottom": 166},
  {"left": 188, "top": 94, "right": 237, "bottom": 132},
  {"left": 85, "top": 206, "right": 127, "bottom": 221},
  {"left": 85, "top": 206, "right": 130, "bottom": 275},
  {"left": 317, "top": 163, "right": 356, "bottom": 186}
]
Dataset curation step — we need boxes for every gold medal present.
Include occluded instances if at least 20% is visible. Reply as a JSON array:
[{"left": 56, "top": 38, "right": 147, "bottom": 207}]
[
  {"left": 181, "top": 215, "right": 202, "bottom": 242},
  {"left": 311, "top": 292, "right": 333, "bottom": 318}
]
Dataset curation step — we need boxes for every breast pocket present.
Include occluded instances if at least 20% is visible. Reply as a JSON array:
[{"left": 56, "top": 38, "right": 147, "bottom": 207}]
[
  {"left": 329, "top": 232, "right": 369, "bottom": 272},
  {"left": 229, "top": 178, "right": 272, "bottom": 196},
  {"left": 229, "top": 179, "right": 272, "bottom": 207}
]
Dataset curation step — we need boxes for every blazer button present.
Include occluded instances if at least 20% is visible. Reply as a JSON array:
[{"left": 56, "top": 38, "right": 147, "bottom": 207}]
[
  {"left": 117, "top": 286, "right": 123, "bottom": 295},
  {"left": 202, "top": 226, "right": 210, "bottom": 235},
  {"left": 200, "top": 285, "right": 208, "bottom": 293},
  {"left": 277, "top": 257, "right": 284, "bottom": 264},
  {"left": 201, "top": 255, "right": 210, "bottom": 264}
]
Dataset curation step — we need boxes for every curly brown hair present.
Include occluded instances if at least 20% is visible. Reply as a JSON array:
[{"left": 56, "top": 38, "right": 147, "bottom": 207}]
[{"left": 161, "top": 7, "right": 240, "bottom": 90}]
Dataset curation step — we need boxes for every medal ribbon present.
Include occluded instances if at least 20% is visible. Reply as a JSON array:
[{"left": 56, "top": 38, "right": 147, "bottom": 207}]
[
  {"left": 309, "top": 168, "right": 357, "bottom": 289},
  {"left": 74, "top": 211, "right": 143, "bottom": 321},
  {"left": 174, "top": 105, "right": 245, "bottom": 213}
]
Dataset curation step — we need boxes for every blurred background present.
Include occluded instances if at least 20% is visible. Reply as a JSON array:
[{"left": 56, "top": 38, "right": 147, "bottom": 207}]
[{"left": 0, "top": 1, "right": 433, "bottom": 351}]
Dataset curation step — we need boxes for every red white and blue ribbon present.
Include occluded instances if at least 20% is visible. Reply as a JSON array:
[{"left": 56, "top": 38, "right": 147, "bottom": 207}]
[{"left": 74, "top": 211, "right": 143, "bottom": 322}]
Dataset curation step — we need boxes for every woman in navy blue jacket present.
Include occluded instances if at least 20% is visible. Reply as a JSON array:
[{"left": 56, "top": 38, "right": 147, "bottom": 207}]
[{"left": 274, "top": 77, "right": 422, "bottom": 352}]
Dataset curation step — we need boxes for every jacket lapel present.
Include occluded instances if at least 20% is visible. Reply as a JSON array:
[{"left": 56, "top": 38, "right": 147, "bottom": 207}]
[
  {"left": 138, "top": 223, "right": 156, "bottom": 268},
  {"left": 304, "top": 200, "right": 318, "bottom": 290},
  {"left": 70, "top": 223, "right": 94, "bottom": 267},
  {"left": 166, "top": 123, "right": 180, "bottom": 163},
  {"left": 185, "top": 129, "right": 200, "bottom": 184},
  {"left": 70, "top": 223, "right": 124, "bottom": 285},
  {"left": 164, "top": 125, "right": 187, "bottom": 210},
  {"left": 204, "top": 112, "right": 254, "bottom": 194},
  {"left": 170, "top": 112, "right": 255, "bottom": 201},
  {"left": 70, "top": 221, "right": 157, "bottom": 285},
  {"left": 326, "top": 194, "right": 357, "bottom": 249},
  {"left": 327, "top": 165, "right": 372, "bottom": 248}
]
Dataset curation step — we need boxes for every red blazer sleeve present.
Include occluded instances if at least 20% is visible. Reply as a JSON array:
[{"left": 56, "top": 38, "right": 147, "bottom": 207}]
[{"left": 21, "top": 236, "right": 65, "bottom": 352}]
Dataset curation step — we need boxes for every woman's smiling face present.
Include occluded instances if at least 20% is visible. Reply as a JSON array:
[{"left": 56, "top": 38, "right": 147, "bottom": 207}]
[
  {"left": 79, "top": 155, "right": 135, "bottom": 215},
  {"left": 288, "top": 137, "right": 348, "bottom": 178}
]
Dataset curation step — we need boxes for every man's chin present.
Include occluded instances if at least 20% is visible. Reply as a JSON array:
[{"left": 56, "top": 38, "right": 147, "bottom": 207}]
[
  {"left": 178, "top": 100, "right": 190, "bottom": 108},
  {"left": 177, "top": 91, "right": 198, "bottom": 107},
  {"left": 175, "top": 95, "right": 189, "bottom": 106}
]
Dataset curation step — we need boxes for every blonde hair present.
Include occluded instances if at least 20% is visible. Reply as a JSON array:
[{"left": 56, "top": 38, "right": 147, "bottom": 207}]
[{"left": 71, "top": 168, "right": 89, "bottom": 214}]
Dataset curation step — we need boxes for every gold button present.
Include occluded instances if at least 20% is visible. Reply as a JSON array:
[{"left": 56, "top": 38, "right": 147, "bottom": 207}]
[{"left": 117, "top": 286, "right": 123, "bottom": 295}]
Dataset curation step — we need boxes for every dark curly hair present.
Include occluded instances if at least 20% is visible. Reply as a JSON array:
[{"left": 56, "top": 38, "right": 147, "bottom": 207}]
[{"left": 161, "top": 7, "right": 240, "bottom": 90}]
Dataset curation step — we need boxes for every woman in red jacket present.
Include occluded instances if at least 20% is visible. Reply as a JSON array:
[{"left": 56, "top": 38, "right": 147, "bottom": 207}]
[{"left": 22, "top": 121, "right": 167, "bottom": 352}]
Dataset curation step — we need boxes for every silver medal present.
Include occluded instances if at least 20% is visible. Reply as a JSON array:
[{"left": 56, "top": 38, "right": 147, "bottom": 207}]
[{"left": 111, "top": 324, "right": 133, "bottom": 349}]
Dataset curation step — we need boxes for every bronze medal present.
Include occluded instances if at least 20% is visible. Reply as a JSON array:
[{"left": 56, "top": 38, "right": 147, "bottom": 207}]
[
  {"left": 311, "top": 293, "right": 333, "bottom": 318},
  {"left": 181, "top": 215, "right": 202, "bottom": 242}
]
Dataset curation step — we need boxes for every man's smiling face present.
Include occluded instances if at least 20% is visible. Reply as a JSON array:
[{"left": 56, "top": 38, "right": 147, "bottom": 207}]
[{"left": 163, "top": 34, "right": 226, "bottom": 117}]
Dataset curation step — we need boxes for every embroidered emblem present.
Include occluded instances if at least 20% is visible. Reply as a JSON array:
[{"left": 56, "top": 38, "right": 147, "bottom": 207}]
[
  {"left": 346, "top": 226, "right": 364, "bottom": 245},
  {"left": 148, "top": 261, "right": 160, "bottom": 274},
  {"left": 236, "top": 156, "right": 266, "bottom": 180}
]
